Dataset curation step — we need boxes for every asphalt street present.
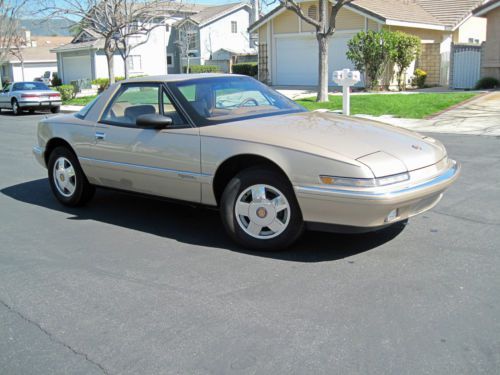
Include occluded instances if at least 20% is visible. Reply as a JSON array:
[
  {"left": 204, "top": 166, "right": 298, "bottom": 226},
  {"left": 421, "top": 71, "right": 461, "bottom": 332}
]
[{"left": 0, "top": 110, "right": 499, "bottom": 375}]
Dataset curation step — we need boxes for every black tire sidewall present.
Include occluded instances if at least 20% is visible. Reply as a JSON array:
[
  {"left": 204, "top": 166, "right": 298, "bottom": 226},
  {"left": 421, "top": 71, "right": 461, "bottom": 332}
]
[
  {"left": 12, "top": 100, "right": 20, "bottom": 115},
  {"left": 51, "top": 106, "right": 60, "bottom": 113},
  {"left": 47, "top": 146, "right": 94, "bottom": 206},
  {"left": 220, "top": 168, "right": 304, "bottom": 251}
]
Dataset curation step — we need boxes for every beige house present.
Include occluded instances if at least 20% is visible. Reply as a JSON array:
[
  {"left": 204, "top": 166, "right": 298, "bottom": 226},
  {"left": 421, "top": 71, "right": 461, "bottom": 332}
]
[
  {"left": 474, "top": 0, "right": 500, "bottom": 80},
  {"left": 249, "top": 0, "right": 487, "bottom": 87}
]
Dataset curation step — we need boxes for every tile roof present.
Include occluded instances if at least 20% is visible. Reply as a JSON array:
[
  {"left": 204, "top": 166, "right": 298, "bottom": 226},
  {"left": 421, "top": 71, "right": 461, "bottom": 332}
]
[
  {"left": 350, "top": 0, "right": 441, "bottom": 26},
  {"left": 6, "top": 36, "right": 73, "bottom": 62},
  {"left": 250, "top": 0, "right": 488, "bottom": 31},
  {"left": 189, "top": 2, "right": 248, "bottom": 25},
  {"left": 415, "top": 0, "right": 485, "bottom": 28}
]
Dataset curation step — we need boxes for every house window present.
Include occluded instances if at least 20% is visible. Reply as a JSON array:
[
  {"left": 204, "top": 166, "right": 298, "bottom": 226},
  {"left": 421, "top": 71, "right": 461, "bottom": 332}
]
[
  {"left": 231, "top": 21, "right": 237, "bottom": 33},
  {"left": 308, "top": 5, "right": 318, "bottom": 20},
  {"left": 187, "top": 30, "right": 198, "bottom": 50},
  {"left": 127, "top": 55, "right": 142, "bottom": 71},
  {"left": 167, "top": 54, "right": 174, "bottom": 67}
]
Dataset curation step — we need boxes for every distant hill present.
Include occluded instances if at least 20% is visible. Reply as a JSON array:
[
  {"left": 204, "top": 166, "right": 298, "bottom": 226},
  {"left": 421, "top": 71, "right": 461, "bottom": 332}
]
[{"left": 20, "top": 19, "right": 76, "bottom": 36}]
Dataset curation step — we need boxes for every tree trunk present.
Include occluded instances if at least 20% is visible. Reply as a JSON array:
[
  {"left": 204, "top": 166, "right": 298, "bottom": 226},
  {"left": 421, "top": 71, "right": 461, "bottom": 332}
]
[
  {"left": 106, "top": 52, "right": 115, "bottom": 84},
  {"left": 124, "top": 56, "right": 130, "bottom": 79},
  {"left": 21, "top": 61, "right": 25, "bottom": 81},
  {"left": 316, "top": 35, "right": 329, "bottom": 102}
]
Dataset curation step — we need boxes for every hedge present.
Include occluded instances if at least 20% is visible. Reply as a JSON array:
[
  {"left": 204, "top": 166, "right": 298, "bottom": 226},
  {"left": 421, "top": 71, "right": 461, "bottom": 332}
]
[
  {"left": 475, "top": 77, "right": 499, "bottom": 90},
  {"left": 232, "top": 63, "right": 258, "bottom": 77},
  {"left": 183, "top": 65, "right": 219, "bottom": 73},
  {"left": 55, "top": 84, "right": 75, "bottom": 101}
]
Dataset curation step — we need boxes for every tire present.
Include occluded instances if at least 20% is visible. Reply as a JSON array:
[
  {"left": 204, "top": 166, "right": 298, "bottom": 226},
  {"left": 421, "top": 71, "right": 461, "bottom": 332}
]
[
  {"left": 220, "top": 167, "right": 304, "bottom": 251},
  {"left": 51, "top": 106, "right": 60, "bottom": 114},
  {"left": 29, "top": 109, "right": 35, "bottom": 114},
  {"left": 48, "top": 146, "right": 95, "bottom": 206},
  {"left": 11, "top": 99, "right": 21, "bottom": 116}
]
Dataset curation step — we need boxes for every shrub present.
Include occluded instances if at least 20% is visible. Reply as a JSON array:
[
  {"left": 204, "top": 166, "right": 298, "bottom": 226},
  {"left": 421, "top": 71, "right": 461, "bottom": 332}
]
[
  {"left": 92, "top": 76, "right": 125, "bottom": 93},
  {"left": 1, "top": 78, "right": 10, "bottom": 87},
  {"left": 347, "top": 30, "right": 393, "bottom": 90},
  {"left": 232, "top": 63, "right": 258, "bottom": 77},
  {"left": 183, "top": 65, "right": 219, "bottom": 73},
  {"left": 51, "top": 73, "right": 62, "bottom": 87},
  {"left": 55, "top": 84, "right": 75, "bottom": 101},
  {"left": 387, "top": 31, "right": 421, "bottom": 91},
  {"left": 475, "top": 77, "right": 499, "bottom": 89},
  {"left": 412, "top": 69, "right": 427, "bottom": 88}
]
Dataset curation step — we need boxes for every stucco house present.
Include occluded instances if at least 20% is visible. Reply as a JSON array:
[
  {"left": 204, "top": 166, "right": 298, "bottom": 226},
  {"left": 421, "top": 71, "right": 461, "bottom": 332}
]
[
  {"left": 173, "top": 3, "right": 254, "bottom": 72},
  {"left": 473, "top": 0, "right": 500, "bottom": 81},
  {"left": 1, "top": 32, "right": 71, "bottom": 83},
  {"left": 51, "top": 2, "right": 253, "bottom": 84},
  {"left": 249, "top": 0, "right": 487, "bottom": 87}
]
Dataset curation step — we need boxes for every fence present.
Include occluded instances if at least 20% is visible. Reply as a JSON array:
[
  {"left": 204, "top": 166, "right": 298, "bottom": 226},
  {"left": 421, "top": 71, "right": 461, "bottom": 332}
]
[{"left": 450, "top": 43, "right": 482, "bottom": 89}]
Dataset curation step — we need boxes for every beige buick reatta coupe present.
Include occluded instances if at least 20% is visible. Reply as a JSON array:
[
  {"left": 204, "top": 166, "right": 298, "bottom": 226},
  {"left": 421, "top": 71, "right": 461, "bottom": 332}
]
[{"left": 33, "top": 74, "right": 460, "bottom": 250}]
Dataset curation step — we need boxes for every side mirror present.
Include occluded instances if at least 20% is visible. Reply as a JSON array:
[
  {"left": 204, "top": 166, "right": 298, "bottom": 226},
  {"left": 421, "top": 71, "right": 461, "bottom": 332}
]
[{"left": 136, "top": 114, "right": 173, "bottom": 129}]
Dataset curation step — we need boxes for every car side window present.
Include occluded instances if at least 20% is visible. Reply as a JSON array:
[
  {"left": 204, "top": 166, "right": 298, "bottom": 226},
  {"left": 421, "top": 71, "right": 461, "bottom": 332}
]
[
  {"left": 162, "top": 91, "right": 186, "bottom": 126},
  {"left": 102, "top": 84, "right": 160, "bottom": 126}
]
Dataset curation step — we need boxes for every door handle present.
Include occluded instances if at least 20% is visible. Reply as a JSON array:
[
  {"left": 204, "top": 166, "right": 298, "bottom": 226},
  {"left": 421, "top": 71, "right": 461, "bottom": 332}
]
[{"left": 95, "top": 132, "right": 106, "bottom": 140}]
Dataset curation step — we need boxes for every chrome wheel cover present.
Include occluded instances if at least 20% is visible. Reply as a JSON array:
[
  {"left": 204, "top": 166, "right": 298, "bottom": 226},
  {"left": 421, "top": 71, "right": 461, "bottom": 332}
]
[
  {"left": 235, "top": 184, "right": 291, "bottom": 240},
  {"left": 53, "top": 157, "right": 76, "bottom": 197},
  {"left": 12, "top": 102, "right": 18, "bottom": 114}
]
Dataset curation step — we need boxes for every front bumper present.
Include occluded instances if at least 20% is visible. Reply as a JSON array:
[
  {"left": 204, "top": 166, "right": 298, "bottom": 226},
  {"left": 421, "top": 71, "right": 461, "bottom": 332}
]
[
  {"left": 294, "top": 160, "right": 460, "bottom": 229},
  {"left": 33, "top": 146, "right": 46, "bottom": 168}
]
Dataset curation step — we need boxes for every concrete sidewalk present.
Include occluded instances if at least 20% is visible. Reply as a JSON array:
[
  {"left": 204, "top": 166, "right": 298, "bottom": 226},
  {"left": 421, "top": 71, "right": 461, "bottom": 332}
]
[{"left": 357, "top": 91, "right": 500, "bottom": 136}]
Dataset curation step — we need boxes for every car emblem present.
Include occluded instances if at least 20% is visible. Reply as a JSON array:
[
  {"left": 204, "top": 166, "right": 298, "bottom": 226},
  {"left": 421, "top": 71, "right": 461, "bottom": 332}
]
[{"left": 412, "top": 144, "right": 423, "bottom": 151}]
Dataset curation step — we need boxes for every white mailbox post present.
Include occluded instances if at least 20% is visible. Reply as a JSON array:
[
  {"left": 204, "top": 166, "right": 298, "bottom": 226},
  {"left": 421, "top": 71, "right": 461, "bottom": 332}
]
[{"left": 332, "top": 68, "right": 360, "bottom": 116}]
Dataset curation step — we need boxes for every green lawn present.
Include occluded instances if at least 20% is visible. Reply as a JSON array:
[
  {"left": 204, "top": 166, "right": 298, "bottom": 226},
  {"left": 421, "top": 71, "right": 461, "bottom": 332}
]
[
  {"left": 296, "top": 92, "right": 477, "bottom": 119},
  {"left": 65, "top": 92, "right": 477, "bottom": 120},
  {"left": 63, "top": 95, "right": 98, "bottom": 106}
]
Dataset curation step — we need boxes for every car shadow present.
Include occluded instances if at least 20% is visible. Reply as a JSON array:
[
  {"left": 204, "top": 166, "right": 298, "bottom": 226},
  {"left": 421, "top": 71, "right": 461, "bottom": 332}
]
[{"left": 1, "top": 179, "right": 407, "bottom": 263}]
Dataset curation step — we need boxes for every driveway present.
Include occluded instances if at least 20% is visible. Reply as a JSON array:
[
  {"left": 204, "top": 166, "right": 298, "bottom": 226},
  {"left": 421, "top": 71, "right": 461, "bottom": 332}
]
[
  {"left": 0, "top": 113, "right": 499, "bottom": 374},
  {"left": 358, "top": 91, "right": 500, "bottom": 136}
]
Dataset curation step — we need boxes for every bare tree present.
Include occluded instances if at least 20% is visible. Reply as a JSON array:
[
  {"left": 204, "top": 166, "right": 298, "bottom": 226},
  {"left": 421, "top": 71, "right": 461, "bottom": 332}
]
[
  {"left": 39, "top": 0, "right": 171, "bottom": 84},
  {"left": 112, "top": 1, "right": 181, "bottom": 78},
  {"left": 0, "top": 0, "right": 26, "bottom": 88},
  {"left": 175, "top": 21, "right": 198, "bottom": 73},
  {"left": 264, "top": 0, "right": 353, "bottom": 102},
  {"left": 8, "top": 29, "right": 27, "bottom": 81}
]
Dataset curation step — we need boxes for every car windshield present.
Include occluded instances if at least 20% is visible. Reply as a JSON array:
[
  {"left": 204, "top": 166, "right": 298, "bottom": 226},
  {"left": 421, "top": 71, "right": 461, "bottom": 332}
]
[
  {"left": 170, "top": 76, "right": 305, "bottom": 125},
  {"left": 13, "top": 82, "right": 50, "bottom": 91}
]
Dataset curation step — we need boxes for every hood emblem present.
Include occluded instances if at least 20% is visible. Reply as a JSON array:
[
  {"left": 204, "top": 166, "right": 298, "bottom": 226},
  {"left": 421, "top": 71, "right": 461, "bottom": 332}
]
[{"left": 412, "top": 144, "right": 423, "bottom": 151}]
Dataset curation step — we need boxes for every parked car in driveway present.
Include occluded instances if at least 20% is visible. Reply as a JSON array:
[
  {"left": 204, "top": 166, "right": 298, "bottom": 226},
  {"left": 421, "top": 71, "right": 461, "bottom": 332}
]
[
  {"left": 32, "top": 74, "right": 460, "bottom": 250},
  {"left": 0, "top": 81, "right": 61, "bottom": 115}
]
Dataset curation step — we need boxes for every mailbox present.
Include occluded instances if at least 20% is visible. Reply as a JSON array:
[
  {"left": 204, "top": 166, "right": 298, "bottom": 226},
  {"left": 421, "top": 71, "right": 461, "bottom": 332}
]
[{"left": 332, "top": 68, "right": 361, "bottom": 116}]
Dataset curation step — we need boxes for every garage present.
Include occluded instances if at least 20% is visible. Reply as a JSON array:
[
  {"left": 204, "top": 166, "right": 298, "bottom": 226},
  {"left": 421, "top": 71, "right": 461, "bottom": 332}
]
[
  {"left": 273, "top": 34, "right": 356, "bottom": 86},
  {"left": 61, "top": 53, "right": 92, "bottom": 84}
]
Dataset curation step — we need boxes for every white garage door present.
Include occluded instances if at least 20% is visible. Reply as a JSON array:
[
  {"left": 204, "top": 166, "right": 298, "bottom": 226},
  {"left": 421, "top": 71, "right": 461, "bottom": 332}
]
[
  {"left": 62, "top": 55, "right": 92, "bottom": 83},
  {"left": 274, "top": 34, "right": 356, "bottom": 86}
]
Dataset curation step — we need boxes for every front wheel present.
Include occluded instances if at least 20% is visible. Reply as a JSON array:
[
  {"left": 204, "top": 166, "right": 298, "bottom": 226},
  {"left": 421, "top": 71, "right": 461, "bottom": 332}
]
[
  {"left": 51, "top": 106, "right": 60, "bottom": 114},
  {"left": 220, "top": 168, "right": 304, "bottom": 251},
  {"left": 48, "top": 146, "right": 95, "bottom": 206}
]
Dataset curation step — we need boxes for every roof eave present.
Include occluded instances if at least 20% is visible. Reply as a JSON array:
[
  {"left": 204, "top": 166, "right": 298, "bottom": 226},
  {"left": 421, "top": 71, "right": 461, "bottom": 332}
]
[{"left": 473, "top": 0, "right": 500, "bottom": 17}]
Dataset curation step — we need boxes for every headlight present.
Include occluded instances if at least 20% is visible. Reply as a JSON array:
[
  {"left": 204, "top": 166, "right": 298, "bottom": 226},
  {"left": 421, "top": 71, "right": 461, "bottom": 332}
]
[{"left": 320, "top": 172, "right": 409, "bottom": 187}]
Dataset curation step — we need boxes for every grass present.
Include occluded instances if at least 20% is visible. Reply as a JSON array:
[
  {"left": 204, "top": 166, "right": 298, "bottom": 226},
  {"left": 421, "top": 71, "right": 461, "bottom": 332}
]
[
  {"left": 295, "top": 92, "right": 477, "bottom": 119},
  {"left": 63, "top": 95, "right": 98, "bottom": 106},
  {"left": 64, "top": 92, "right": 478, "bottom": 120}
]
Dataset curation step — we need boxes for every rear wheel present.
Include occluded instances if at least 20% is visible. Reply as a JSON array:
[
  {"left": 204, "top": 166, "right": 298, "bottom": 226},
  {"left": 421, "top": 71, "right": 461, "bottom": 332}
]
[
  {"left": 220, "top": 168, "right": 304, "bottom": 250},
  {"left": 11, "top": 100, "right": 21, "bottom": 116},
  {"left": 48, "top": 146, "right": 95, "bottom": 206},
  {"left": 51, "top": 106, "right": 60, "bottom": 114}
]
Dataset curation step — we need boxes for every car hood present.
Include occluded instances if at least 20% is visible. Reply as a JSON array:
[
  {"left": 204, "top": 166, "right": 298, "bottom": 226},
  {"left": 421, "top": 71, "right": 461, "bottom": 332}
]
[{"left": 200, "top": 111, "right": 447, "bottom": 175}]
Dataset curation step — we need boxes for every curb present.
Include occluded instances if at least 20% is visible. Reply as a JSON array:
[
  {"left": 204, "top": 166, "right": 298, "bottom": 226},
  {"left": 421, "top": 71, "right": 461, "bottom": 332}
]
[{"left": 424, "top": 91, "right": 489, "bottom": 120}]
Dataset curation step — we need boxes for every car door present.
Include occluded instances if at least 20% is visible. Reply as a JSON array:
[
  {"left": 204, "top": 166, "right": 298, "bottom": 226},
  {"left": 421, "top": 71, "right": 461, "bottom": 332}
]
[
  {"left": 88, "top": 82, "right": 202, "bottom": 203},
  {"left": 0, "top": 84, "right": 11, "bottom": 108}
]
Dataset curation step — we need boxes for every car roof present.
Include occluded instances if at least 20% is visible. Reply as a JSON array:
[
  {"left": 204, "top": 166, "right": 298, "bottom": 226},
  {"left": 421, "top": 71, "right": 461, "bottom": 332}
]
[{"left": 122, "top": 73, "right": 244, "bottom": 84}]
